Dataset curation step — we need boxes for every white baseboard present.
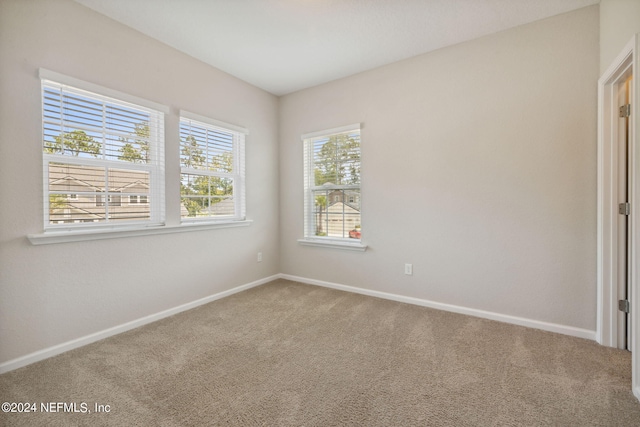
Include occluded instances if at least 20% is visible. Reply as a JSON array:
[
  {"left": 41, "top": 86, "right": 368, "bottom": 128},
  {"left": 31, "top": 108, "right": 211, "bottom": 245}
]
[
  {"left": 0, "top": 274, "right": 279, "bottom": 374},
  {"left": 279, "top": 274, "right": 597, "bottom": 341},
  {"left": 0, "top": 272, "right": 598, "bottom": 374}
]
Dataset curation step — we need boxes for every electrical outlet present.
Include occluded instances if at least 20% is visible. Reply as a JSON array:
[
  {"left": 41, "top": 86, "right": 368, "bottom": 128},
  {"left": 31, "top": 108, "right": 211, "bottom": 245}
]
[
  {"left": 257, "top": 252, "right": 263, "bottom": 262},
  {"left": 404, "top": 263, "right": 412, "bottom": 275}
]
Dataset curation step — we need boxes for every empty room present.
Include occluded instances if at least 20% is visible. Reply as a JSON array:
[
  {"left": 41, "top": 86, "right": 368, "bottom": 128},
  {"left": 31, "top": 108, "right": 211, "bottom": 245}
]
[{"left": 1, "top": 0, "right": 640, "bottom": 425}]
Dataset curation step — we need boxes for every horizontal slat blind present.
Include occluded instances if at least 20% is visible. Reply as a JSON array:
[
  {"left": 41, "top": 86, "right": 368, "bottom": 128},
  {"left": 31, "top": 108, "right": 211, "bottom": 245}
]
[
  {"left": 304, "top": 126, "right": 361, "bottom": 240},
  {"left": 42, "top": 78, "right": 165, "bottom": 229},
  {"left": 179, "top": 119, "right": 234, "bottom": 173},
  {"left": 179, "top": 116, "right": 246, "bottom": 221}
]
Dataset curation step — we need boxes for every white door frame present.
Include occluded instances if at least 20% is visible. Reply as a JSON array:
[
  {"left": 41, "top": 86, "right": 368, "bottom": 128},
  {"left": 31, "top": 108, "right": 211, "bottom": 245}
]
[{"left": 597, "top": 34, "right": 639, "bottom": 400}]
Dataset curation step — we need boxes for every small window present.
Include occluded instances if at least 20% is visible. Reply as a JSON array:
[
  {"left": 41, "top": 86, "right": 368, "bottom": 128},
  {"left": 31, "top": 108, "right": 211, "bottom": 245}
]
[
  {"left": 179, "top": 111, "right": 248, "bottom": 222},
  {"left": 41, "top": 69, "right": 165, "bottom": 230},
  {"left": 303, "top": 124, "right": 361, "bottom": 241},
  {"left": 108, "top": 192, "right": 121, "bottom": 207}
]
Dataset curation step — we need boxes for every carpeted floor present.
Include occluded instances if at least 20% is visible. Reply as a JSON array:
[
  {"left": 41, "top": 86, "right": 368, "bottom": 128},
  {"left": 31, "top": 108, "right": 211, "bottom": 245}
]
[{"left": 1, "top": 279, "right": 639, "bottom": 426}]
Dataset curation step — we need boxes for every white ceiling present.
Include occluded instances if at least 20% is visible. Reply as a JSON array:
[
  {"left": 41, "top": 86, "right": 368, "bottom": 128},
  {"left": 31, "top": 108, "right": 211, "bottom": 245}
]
[{"left": 75, "top": 0, "right": 599, "bottom": 96}]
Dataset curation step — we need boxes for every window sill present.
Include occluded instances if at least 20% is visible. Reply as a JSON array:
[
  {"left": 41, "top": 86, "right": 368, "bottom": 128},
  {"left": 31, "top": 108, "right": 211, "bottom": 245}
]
[
  {"left": 297, "top": 238, "right": 368, "bottom": 252},
  {"left": 27, "top": 220, "right": 252, "bottom": 245}
]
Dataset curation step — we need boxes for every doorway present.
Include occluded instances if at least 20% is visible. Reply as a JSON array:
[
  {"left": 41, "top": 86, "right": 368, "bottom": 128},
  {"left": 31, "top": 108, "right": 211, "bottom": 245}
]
[{"left": 597, "top": 34, "right": 638, "bottom": 400}]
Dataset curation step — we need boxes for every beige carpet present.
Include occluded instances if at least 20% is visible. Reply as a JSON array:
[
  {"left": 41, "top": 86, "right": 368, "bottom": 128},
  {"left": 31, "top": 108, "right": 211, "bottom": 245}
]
[{"left": 1, "top": 279, "right": 639, "bottom": 426}]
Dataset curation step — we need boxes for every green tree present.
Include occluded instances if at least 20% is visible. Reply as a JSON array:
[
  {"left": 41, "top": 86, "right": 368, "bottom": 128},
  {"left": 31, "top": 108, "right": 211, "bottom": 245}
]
[
  {"left": 118, "top": 123, "right": 150, "bottom": 163},
  {"left": 180, "top": 135, "right": 205, "bottom": 168},
  {"left": 315, "top": 195, "right": 327, "bottom": 235},
  {"left": 179, "top": 137, "right": 237, "bottom": 217},
  {"left": 180, "top": 170, "right": 204, "bottom": 217},
  {"left": 45, "top": 130, "right": 100, "bottom": 157},
  {"left": 119, "top": 143, "right": 144, "bottom": 163},
  {"left": 211, "top": 151, "right": 233, "bottom": 173},
  {"left": 182, "top": 196, "right": 205, "bottom": 217},
  {"left": 180, "top": 134, "right": 206, "bottom": 217},
  {"left": 314, "top": 134, "right": 360, "bottom": 186},
  {"left": 49, "top": 194, "right": 68, "bottom": 212},
  {"left": 210, "top": 152, "right": 234, "bottom": 195},
  {"left": 182, "top": 174, "right": 234, "bottom": 217}
]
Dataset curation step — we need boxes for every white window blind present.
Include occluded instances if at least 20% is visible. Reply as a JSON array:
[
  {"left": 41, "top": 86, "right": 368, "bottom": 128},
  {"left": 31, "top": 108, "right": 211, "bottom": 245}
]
[
  {"left": 303, "top": 124, "right": 361, "bottom": 241},
  {"left": 179, "top": 111, "right": 247, "bottom": 222},
  {"left": 40, "top": 70, "right": 165, "bottom": 230}
]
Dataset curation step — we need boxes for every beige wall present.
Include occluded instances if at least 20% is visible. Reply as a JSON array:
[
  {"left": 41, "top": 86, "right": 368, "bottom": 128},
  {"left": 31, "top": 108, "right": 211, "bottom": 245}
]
[
  {"left": 600, "top": 0, "right": 640, "bottom": 73},
  {"left": 0, "top": 0, "right": 280, "bottom": 364},
  {"left": 279, "top": 6, "right": 599, "bottom": 330}
]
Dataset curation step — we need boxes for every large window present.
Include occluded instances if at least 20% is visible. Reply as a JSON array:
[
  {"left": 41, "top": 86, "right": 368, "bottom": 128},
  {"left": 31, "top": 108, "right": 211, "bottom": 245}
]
[
  {"left": 303, "top": 124, "right": 361, "bottom": 241},
  {"left": 41, "top": 70, "right": 165, "bottom": 230},
  {"left": 179, "top": 111, "right": 247, "bottom": 222}
]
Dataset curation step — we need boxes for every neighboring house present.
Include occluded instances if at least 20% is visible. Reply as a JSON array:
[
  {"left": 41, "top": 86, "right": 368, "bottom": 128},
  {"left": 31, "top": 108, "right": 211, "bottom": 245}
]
[
  {"left": 200, "top": 197, "right": 235, "bottom": 217},
  {"left": 48, "top": 163, "right": 150, "bottom": 224},
  {"left": 317, "top": 201, "right": 361, "bottom": 238},
  {"left": 49, "top": 164, "right": 234, "bottom": 223},
  {"left": 327, "top": 189, "right": 360, "bottom": 205},
  {"left": 315, "top": 185, "right": 361, "bottom": 238}
]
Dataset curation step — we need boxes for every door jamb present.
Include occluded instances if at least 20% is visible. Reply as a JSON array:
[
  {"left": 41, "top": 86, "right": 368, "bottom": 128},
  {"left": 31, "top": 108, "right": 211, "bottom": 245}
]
[{"left": 597, "top": 34, "right": 639, "bottom": 400}]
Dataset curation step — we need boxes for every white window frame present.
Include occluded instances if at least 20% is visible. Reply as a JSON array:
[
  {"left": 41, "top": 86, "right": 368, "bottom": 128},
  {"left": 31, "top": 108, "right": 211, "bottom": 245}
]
[
  {"left": 39, "top": 69, "right": 167, "bottom": 233},
  {"left": 179, "top": 110, "right": 248, "bottom": 224},
  {"left": 299, "top": 123, "right": 366, "bottom": 251}
]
